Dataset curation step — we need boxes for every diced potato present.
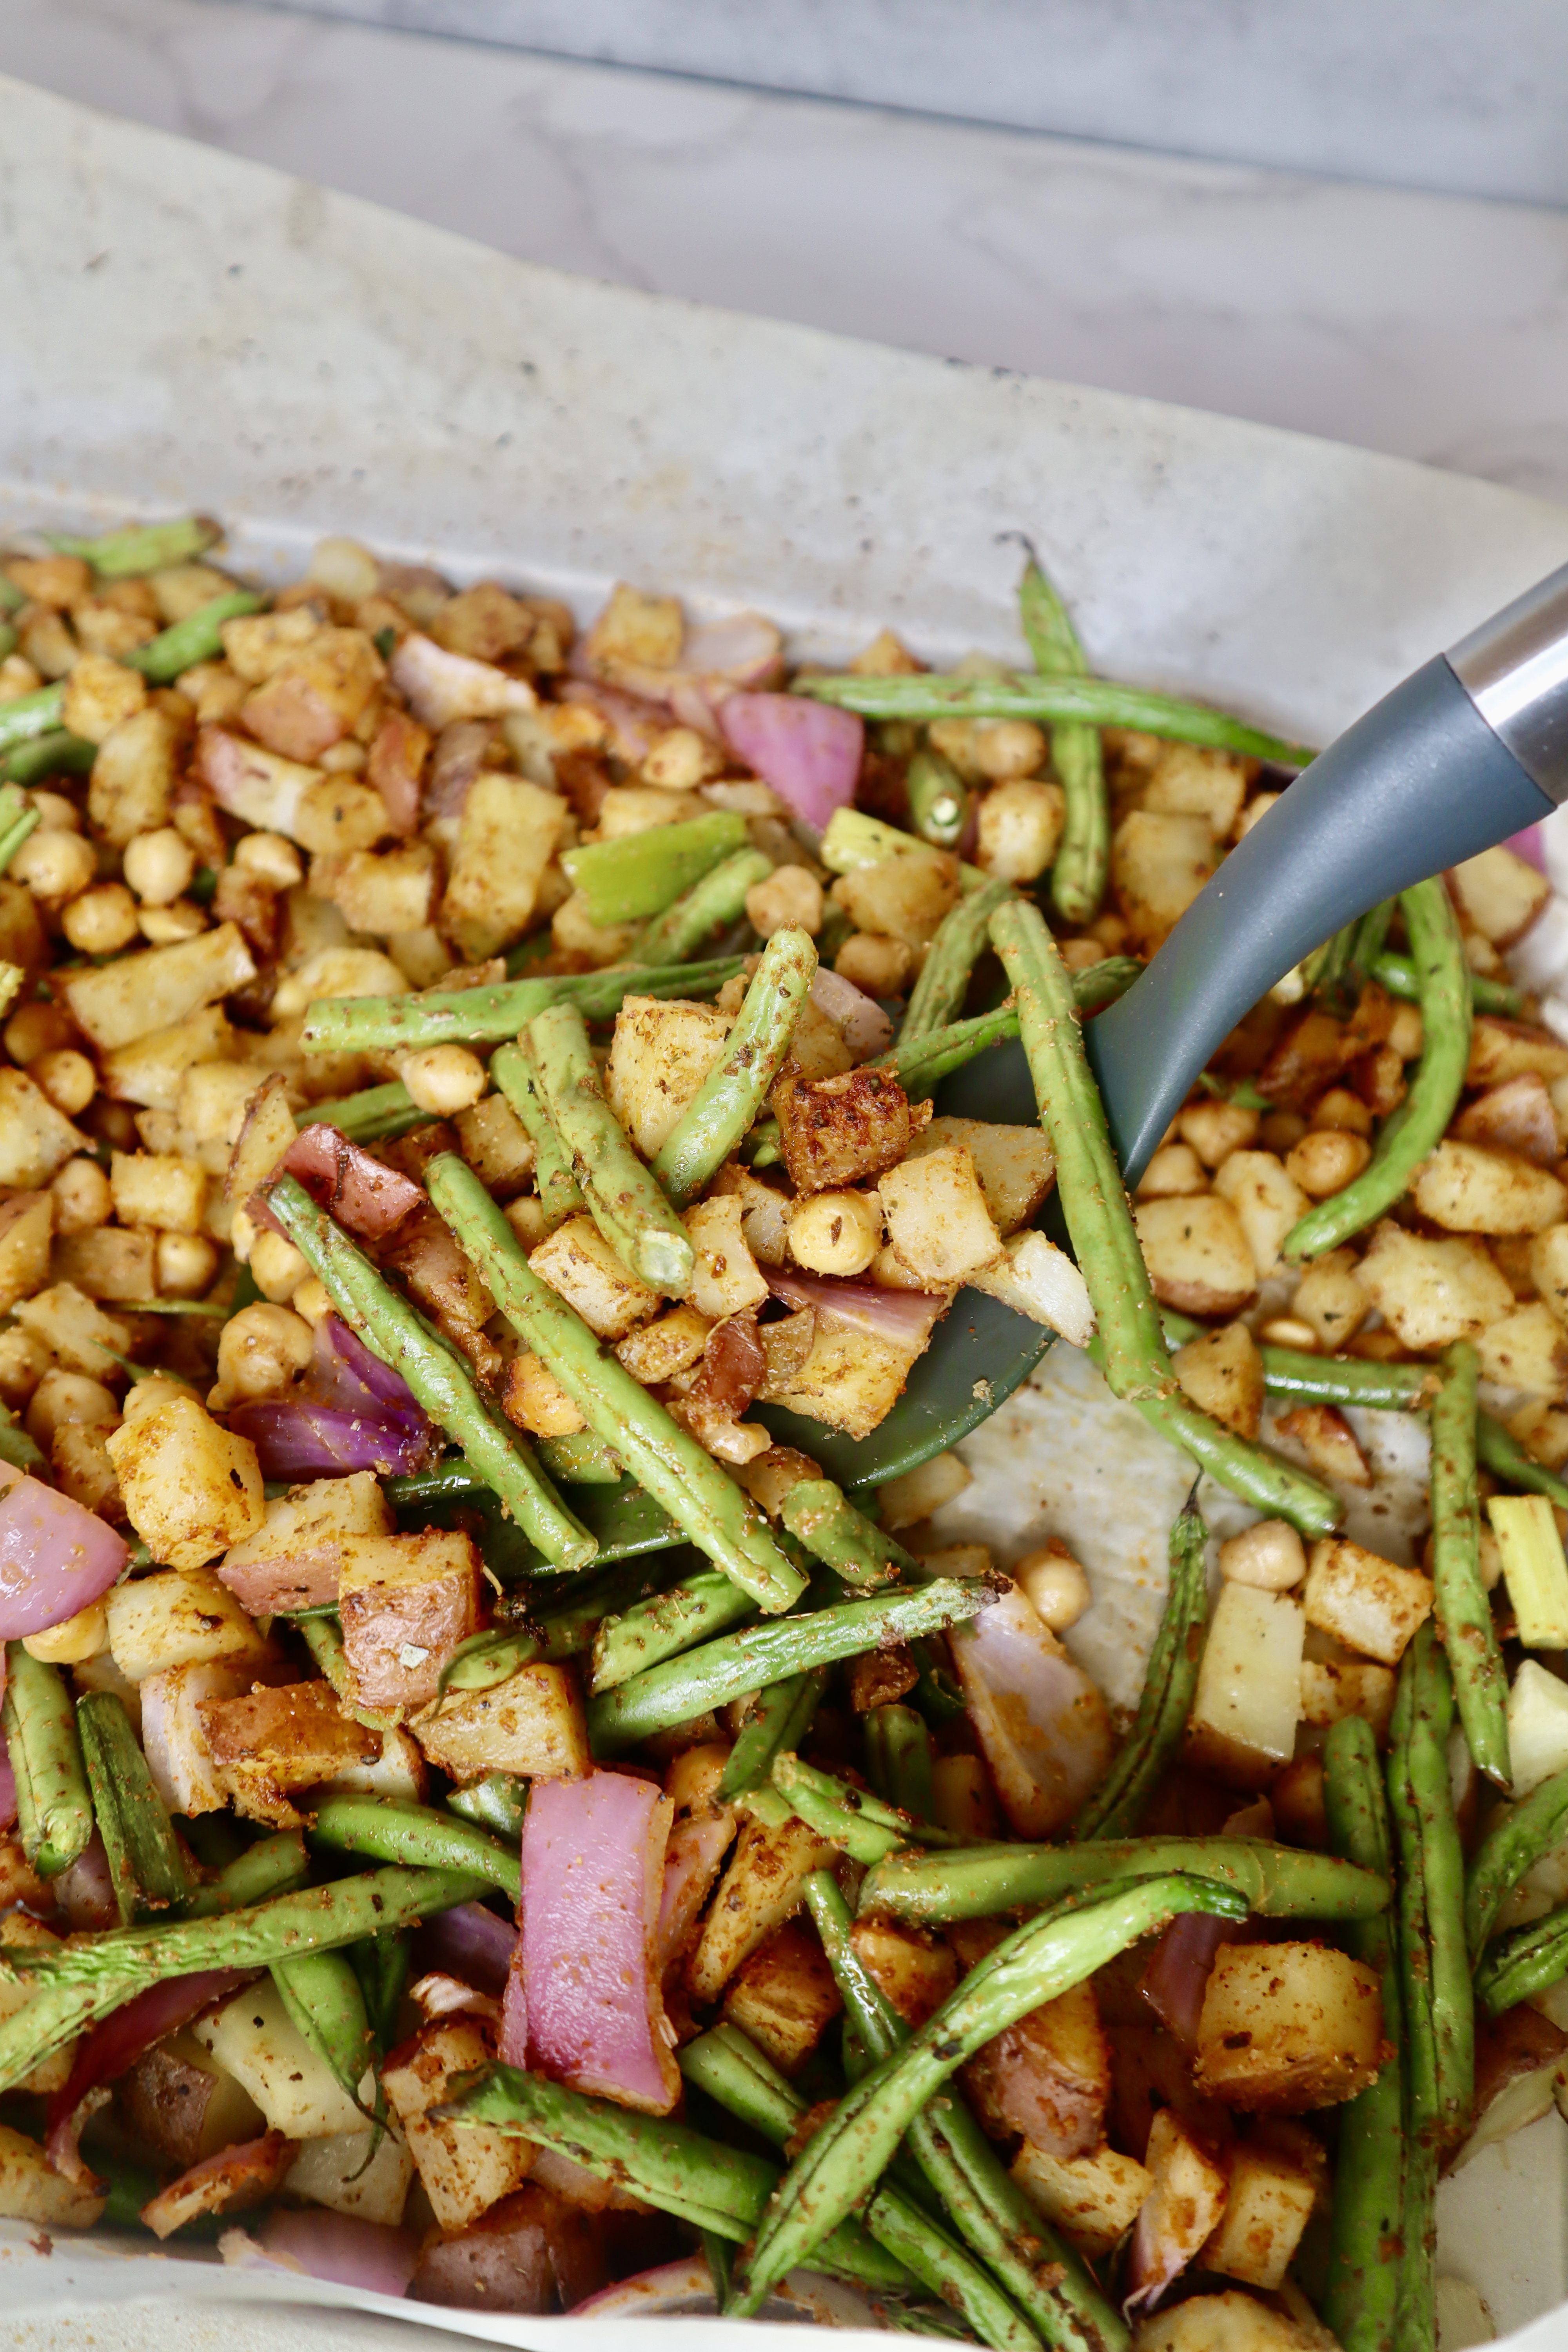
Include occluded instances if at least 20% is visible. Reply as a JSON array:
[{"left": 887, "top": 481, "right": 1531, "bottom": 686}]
[
  {"left": 964, "top": 1978, "right": 1110, "bottom": 2157},
  {"left": 605, "top": 998, "right": 732, "bottom": 1157},
  {"left": 759, "top": 1312, "right": 920, "bottom": 1441},
  {"left": 529, "top": 1214, "right": 661, "bottom": 1339},
  {"left": 1412, "top": 1140, "right": 1566, "bottom": 1236},
  {"left": 901, "top": 1117, "right": 1056, "bottom": 1238},
  {"left": 1201, "top": 2141, "right": 1319, "bottom": 2290},
  {"left": 708, "top": 1161, "right": 791, "bottom": 1266},
  {"left": 1178, "top": 1100, "right": 1260, "bottom": 1169},
  {"left": 1134, "top": 2290, "right": 1324, "bottom": 2351},
  {"left": 203, "top": 1680, "right": 379, "bottom": 1824},
  {"left": 1138, "top": 1142, "right": 1209, "bottom": 1199},
  {"left": 721, "top": 1919, "right": 843, "bottom": 2074},
  {"left": 1508, "top": 1660, "right": 1568, "bottom": 1796},
  {"left": 1275, "top": 1402, "right": 1371, "bottom": 1488},
  {"left": 339, "top": 1528, "right": 483, "bottom": 1716},
  {"left": 141, "top": 1656, "right": 272, "bottom": 1813},
  {"left": 1489, "top": 1495, "right": 1568, "bottom": 1647},
  {"left": 1299, "top": 1659, "right": 1396, "bottom": 1738},
  {"left": 218, "top": 1472, "right": 392, "bottom": 1615},
  {"left": 880, "top": 1145, "right": 1002, "bottom": 1284},
  {"left": 109, "top": 1149, "right": 208, "bottom": 1235},
  {"left": 194, "top": 1978, "right": 368, "bottom": 2138},
  {"left": 848, "top": 1919, "right": 958, "bottom": 2027},
  {"left": 1530, "top": 1224, "right": 1568, "bottom": 1332},
  {"left": 0, "top": 1191, "right": 52, "bottom": 1311},
  {"left": 1012, "top": 2140, "right": 1152, "bottom": 2260},
  {"left": 1211, "top": 1151, "right": 1310, "bottom": 1281},
  {"left": 62, "top": 649, "right": 148, "bottom": 743},
  {"left": 951, "top": 1586, "right": 1113, "bottom": 1837},
  {"left": 1189, "top": 1584, "right": 1304, "bottom": 1784},
  {"left": 684, "top": 1194, "right": 770, "bottom": 1318},
  {"left": 832, "top": 843, "right": 960, "bottom": 947},
  {"left": 13, "top": 1279, "right": 130, "bottom": 1375},
  {"left": 1145, "top": 744, "right": 1251, "bottom": 838},
  {"left": 415, "top": 1661, "right": 589, "bottom": 1783},
  {"left": 1195, "top": 1941, "right": 1385, "bottom": 2111},
  {"left": 107, "top": 1566, "right": 270, "bottom": 1681},
  {"left": 443, "top": 774, "right": 568, "bottom": 960},
  {"left": 615, "top": 1303, "right": 713, "bottom": 1383},
  {"left": 878, "top": 1450, "right": 973, "bottom": 1530},
  {"left": 1469, "top": 1018, "right": 1568, "bottom": 1088},
  {"left": 1450, "top": 845, "right": 1550, "bottom": 946},
  {"left": 221, "top": 608, "right": 325, "bottom": 682},
  {"left": 686, "top": 1812, "right": 838, "bottom": 2002},
  {"left": 1301, "top": 1537, "right": 1432, "bottom": 1666},
  {"left": 241, "top": 628, "right": 382, "bottom": 764},
  {"left": 384, "top": 2018, "right": 532, "bottom": 2230},
  {"left": 454, "top": 1093, "right": 535, "bottom": 1198},
  {"left": 588, "top": 580, "right": 683, "bottom": 669},
  {"left": 503, "top": 1352, "right": 586, "bottom": 1438},
  {"left": 193, "top": 726, "right": 321, "bottom": 836},
  {"left": 327, "top": 839, "right": 439, "bottom": 936},
  {"left": 1131, "top": 2108, "right": 1229, "bottom": 2296},
  {"left": 0, "top": 1068, "right": 86, "bottom": 1188},
  {"left": 1134, "top": 1192, "right": 1256, "bottom": 1315},
  {"left": 106, "top": 1393, "right": 265, "bottom": 1569},
  {"left": 1172, "top": 1321, "right": 1263, "bottom": 1438},
  {"left": 225, "top": 1070, "right": 299, "bottom": 1207},
  {"left": 1112, "top": 809, "right": 1217, "bottom": 952},
  {"left": 286, "top": 2122, "right": 414, "bottom": 2225},
  {"left": 269, "top": 942, "right": 409, "bottom": 1023},
  {"left": 100, "top": 1005, "right": 235, "bottom": 1112},
  {"left": 975, "top": 778, "right": 1065, "bottom": 883},
  {"left": 1355, "top": 1219, "right": 1514, "bottom": 1350},
  {"left": 967, "top": 1230, "right": 1096, "bottom": 1345},
  {"left": 775, "top": 1066, "right": 914, "bottom": 1196},
  {"left": 0, "top": 2121, "right": 106, "bottom": 2227},
  {"left": 1477, "top": 1302, "right": 1568, "bottom": 1399},
  {"left": 87, "top": 707, "right": 178, "bottom": 844},
  {"left": 60, "top": 922, "right": 257, "bottom": 1053}
]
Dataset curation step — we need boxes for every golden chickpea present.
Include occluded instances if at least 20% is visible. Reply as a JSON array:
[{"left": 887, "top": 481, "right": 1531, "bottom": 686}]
[
  {"left": 62, "top": 882, "right": 140, "bottom": 955},
  {"left": 1388, "top": 1003, "right": 1424, "bottom": 1060},
  {"left": 27, "top": 791, "right": 81, "bottom": 833},
  {"left": 1014, "top": 1541, "right": 1092, "bottom": 1632},
  {"left": 642, "top": 727, "right": 722, "bottom": 790},
  {"left": 122, "top": 826, "right": 195, "bottom": 906},
  {"left": 835, "top": 933, "right": 913, "bottom": 996},
  {"left": 0, "top": 1327, "right": 51, "bottom": 1411},
  {"left": 1236, "top": 791, "right": 1281, "bottom": 840},
  {"left": 1136, "top": 1143, "right": 1208, "bottom": 1199},
  {"left": 972, "top": 719, "right": 1047, "bottom": 781},
  {"left": 1257, "top": 1317, "right": 1323, "bottom": 1353},
  {"left": 248, "top": 1229, "right": 311, "bottom": 1303},
  {"left": 234, "top": 831, "right": 305, "bottom": 888},
  {"left": 23, "top": 1600, "right": 109, "bottom": 1666},
  {"left": 29, "top": 1048, "right": 95, "bottom": 1117},
  {"left": 745, "top": 866, "right": 824, "bottom": 938},
  {"left": 25, "top": 1369, "right": 119, "bottom": 1448},
  {"left": 289, "top": 1277, "right": 334, "bottom": 1328},
  {"left": 1218, "top": 1519, "right": 1306, "bottom": 1590},
  {"left": 156, "top": 1232, "right": 221, "bottom": 1298},
  {"left": 787, "top": 1189, "right": 882, "bottom": 1277},
  {"left": 1286, "top": 1128, "right": 1373, "bottom": 1199},
  {"left": 4, "top": 1000, "right": 75, "bottom": 1065},
  {"left": 1259, "top": 1109, "right": 1310, "bottom": 1155},
  {"left": 10, "top": 826, "right": 96, "bottom": 903},
  {"left": 138, "top": 900, "right": 207, "bottom": 942},
  {"left": 50, "top": 1155, "right": 113, "bottom": 1233},
  {"left": 1310, "top": 1087, "right": 1374, "bottom": 1138},
  {"left": 213, "top": 1303, "right": 315, "bottom": 1405},
  {"left": 399, "top": 1044, "right": 487, "bottom": 1116},
  {"left": 1057, "top": 938, "right": 1106, "bottom": 972}
]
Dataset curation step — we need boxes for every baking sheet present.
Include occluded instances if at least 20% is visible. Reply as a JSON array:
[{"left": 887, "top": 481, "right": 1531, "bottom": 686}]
[{"left": 2, "top": 64, "right": 1568, "bottom": 2350}]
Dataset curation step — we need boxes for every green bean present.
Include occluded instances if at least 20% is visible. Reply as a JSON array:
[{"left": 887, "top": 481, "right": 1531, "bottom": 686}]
[
  {"left": 1369, "top": 949, "right": 1524, "bottom": 1022},
  {"left": 1474, "top": 1903, "right": 1568, "bottom": 2016},
  {"left": 805, "top": 1869, "right": 1122, "bottom": 2352},
  {"left": 301, "top": 956, "right": 748, "bottom": 1056},
  {"left": 771, "top": 1752, "right": 961, "bottom": 1863},
  {"left": 1429, "top": 1341, "right": 1509, "bottom": 1786},
  {"left": 564, "top": 811, "right": 751, "bottom": 926},
  {"left": 0, "top": 680, "right": 66, "bottom": 758},
  {"left": 76, "top": 1692, "right": 192, "bottom": 1922},
  {"left": 0, "top": 731, "right": 94, "bottom": 792},
  {"left": 0, "top": 1406, "right": 45, "bottom": 1477},
  {"left": 531, "top": 999, "right": 695, "bottom": 1290},
  {"left": 0, "top": 1864, "right": 485, "bottom": 2096},
  {"left": 800, "top": 670, "right": 1316, "bottom": 768},
  {"left": 588, "top": 1579, "right": 989, "bottom": 1756},
  {"left": 122, "top": 590, "right": 265, "bottom": 682},
  {"left": 993, "top": 902, "right": 1337, "bottom": 1524},
  {"left": 679, "top": 2022, "right": 804, "bottom": 2143},
  {"left": 1252, "top": 1345, "right": 1436, "bottom": 1414},
  {"left": 715, "top": 1668, "right": 828, "bottom": 1802},
  {"left": 865, "top": 1703, "right": 935, "bottom": 1822},
  {"left": 906, "top": 747, "right": 970, "bottom": 850},
  {"left": 898, "top": 877, "right": 1014, "bottom": 1047},
  {"left": 296, "top": 1611, "right": 398, "bottom": 1731},
  {"left": 491, "top": 1038, "right": 586, "bottom": 1230},
  {"left": 271, "top": 1947, "right": 376, "bottom": 2111},
  {"left": 779, "top": 1477, "right": 920, "bottom": 1589},
  {"left": 1321, "top": 1717, "right": 1405, "bottom": 2352},
  {"left": 304, "top": 1078, "right": 424, "bottom": 1144},
  {"left": 1464, "top": 1767, "right": 1568, "bottom": 1959},
  {"left": 878, "top": 958, "right": 1140, "bottom": 1100},
  {"left": 441, "top": 2064, "right": 911, "bottom": 2288},
  {"left": 528, "top": 1555, "right": 683, "bottom": 1661},
  {"left": 428, "top": 1153, "right": 806, "bottom": 1616},
  {"left": 0, "top": 782, "right": 39, "bottom": 870},
  {"left": 307, "top": 1795, "right": 521, "bottom": 1902},
  {"left": 635, "top": 848, "right": 773, "bottom": 963},
  {"left": 264, "top": 1172, "right": 595, "bottom": 1572},
  {"left": 438, "top": 1628, "right": 542, "bottom": 1697},
  {"left": 1388, "top": 1625, "right": 1472, "bottom": 2161},
  {"left": 2, "top": 1645, "right": 93, "bottom": 1879},
  {"left": 821, "top": 807, "right": 987, "bottom": 893},
  {"left": 185, "top": 1831, "right": 309, "bottom": 1920},
  {"left": 591, "top": 1567, "right": 756, "bottom": 1693},
  {"left": 735, "top": 1871, "right": 1245, "bottom": 2311},
  {"left": 446, "top": 1774, "right": 528, "bottom": 1840},
  {"left": 1476, "top": 1414, "right": 1568, "bottom": 1510},
  {"left": 651, "top": 927, "right": 816, "bottom": 1206},
  {"left": 535, "top": 1431, "right": 624, "bottom": 1485},
  {"left": 1073, "top": 1501, "right": 1209, "bottom": 1840},
  {"left": 45, "top": 515, "right": 221, "bottom": 577},
  {"left": 349, "top": 1929, "right": 412, "bottom": 2053},
  {"left": 1285, "top": 880, "right": 1470, "bottom": 1259},
  {"left": 858, "top": 1835, "right": 1388, "bottom": 1924},
  {"left": 1017, "top": 552, "right": 1109, "bottom": 926}
]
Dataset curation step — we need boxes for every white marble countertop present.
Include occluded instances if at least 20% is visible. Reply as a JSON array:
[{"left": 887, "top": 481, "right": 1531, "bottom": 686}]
[{"left": 3, "top": 0, "right": 1568, "bottom": 506}]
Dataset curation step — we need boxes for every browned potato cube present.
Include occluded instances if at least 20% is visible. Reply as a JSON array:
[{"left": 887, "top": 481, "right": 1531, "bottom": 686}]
[
  {"left": 1449, "top": 845, "right": 1550, "bottom": 946},
  {"left": 831, "top": 844, "right": 960, "bottom": 947},
  {"left": 87, "top": 708, "right": 178, "bottom": 845},
  {"left": 201, "top": 1680, "right": 380, "bottom": 1824},
  {"left": 384, "top": 2017, "right": 532, "bottom": 2230},
  {"left": 775, "top": 1066, "right": 915, "bottom": 1195},
  {"left": 0, "top": 2121, "right": 106, "bottom": 2227},
  {"left": 454, "top": 1093, "right": 535, "bottom": 1198},
  {"left": 606, "top": 996, "right": 732, "bottom": 1158},
  {"left": 1145, "top": 744, "right": 1251, "bottom": 838},
  {"left": 444, "top": 773, "right": 568, "bottom": 961},
  {"left": 1476, "top": 1301, "right": 1568, "bottom": 1399},
  {"left": 721, "top": 1918, "right": 843, "bottom": 2073},
  {"left": 1134, "top": 2291, "right": 1326, "bottom": 2350},
  {"left": 1112, "top": 808, "right": 1217, "bottom": 952},
  {"left": 1274, "top": 1402, "right": 1372, "bottom": 1488},
  {"left": 106, "top": 1392, "right": 264, "bottom": 1569},
  {"left": 240, "top": 628, "right": 381, "bottom": 762},
  {"left": 0, "top": 1070, "right": 87, "bottom": 1189},
  {"left": 880, "top": 1144, "right": 1002, "bottom": 1283},
  {"left": 962, "top": 1978, "right": 1110, "bottom": 2158},
  {"left": 686, "top": 1812, "right": 837, "bottom": 2002},
  {"left": 411, "top": 2182, "right": 607, "bottom": 2314},
  {"left": 1201, "top": 2140, "right": 1319, "bottom": 2289},
  {"left": 849, "top": 1919, "right": 958, "bottom": 2027},
  {"left": 1302, "top": 1537, "right": 1433, "bottom": 1666},
  {"left": 759, "top": 1313, "right": 924, "bottom": 1441},
  {"left": 529, "top": 1215, "right": 661, "bottom": 1339},
  {"left": 1193, "top": 1941, "right": 1386, "bottom": 2111},
  {"left": 414, "top": 1661, "right": 589, "bottom": 1784},
  {"left": 1356, "top": 1220, "right": 1514, "bottom": 1350},
  {"left": 1134, "top": 1194, "right": 1256, "bottom": 1316},
  {"left": 339, "top": 1528, "right": 484, "bottom": 1717},
  {"left": 0, "top": 1191, "right": 52, "bottom": 1312},
  {"left": 120, "top": 2027, "right": 268, "bottom": 2168},
  {"left": 1172, "top": 1321, "right": 1263, "bottom": 1437},
  {"left": 1011, "top": 2140, "right": 1152, "bottom": 2260},
  {"left": 1468, "top": 1018, "right": 1568, "bottom": 1089},
  {"left": 1412, "top": 1140, "right": 1566, "bottom": 1235},
  {"left": 909, "top": 1116, "right": 1054, "bottom": 1236}
]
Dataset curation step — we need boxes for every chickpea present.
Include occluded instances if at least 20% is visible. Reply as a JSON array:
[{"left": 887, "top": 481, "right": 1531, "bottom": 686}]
[
  {"left": 1136, "top": 1143, "right": 1208, "bottom": 1200},
  {"left": 249, "top": 1229, "right": 310, "bottom": 1303},
  {"left": 788, "top": 1189, "right": 882, "bottom": 1277},
  {"left": 1310, "top": 1087, "right": 1374, "bottom": 1138},
  {"left": 398, "top": 1044, "right": 487, "bottom": 1116},
  {"left": 4, "top": 1000, "right": 75, "bottom": 1065},
  {"left": 289, "top": 1276, "right": 333, "bottom": 1328},
  {"left": 156, "top": 1232, "right": 220, "bottom": 1298},
  {"left": 835, "top": 933, "right": 913, "bottom": 997},
  {"left": 642, "top": 727, "right": 722, "bottom": 791},
  {"left": 10, "top": 826, "right": 96, "bottom": 903},
  {"left": 1057, "top": 938, "right": 1106, "bottom": 972},
  {"left": 27, "top": 791, "right": 81, "bottom": 833},
  {"left": 746, "top": 865, "right": 824, "bottom": 939},
  {"left": 1388, "top": 1002, "right": 1424, "bottom": 1060},
  {"left": 320, "top": 740, "right": 367, "bottom": 773},
  {"left": 1236, "top": 791, "right": 1281, "bottom": 840},
  {"left": 1178, "top": 1100, "right": 1260, "bottom": 1169},
  {"left": 23, "top": 1600, "right": 109, "bottom": 1666},
  {"left": 972, "top": 719, "right": 1046, "bottom": 781},
  {"left": 122, "top": 826, "right": 195, "bottom": 907},
  {"left": 1257, "top": 1316, "right": 1323, "bottom": 1353},
  {"left": 62, "top": 882, "right": 140, "bottom": 955},
  {"left": 1014, "top": 1540, "right": 1092, "bottom": 1632},
  {"left": 25, "top": 1369, "right": 119, "bottom": 1448},
  {"left": 213, "top": 1303, "right": 315, "bottom": 1405},
  {"left": 138, "top": 900, "right": 207, "bottom": 943},
  {"left": 50, "top": 1156, "right": 113, "bottom": 1233},
  {"left": 29, "top": 1048, "right": 95, "bottom": 1117},
  {"left": 1259, "top": 1109, "right": 1310, "bottom": 1155},
  {"left": 1286, "top": 1129, "right": 1373, "bottom": 1199},
  {"left": 0, "top": 1327, "right": 50, "bottom": 1410},
  {"left": 234, "top": 831, "right": 305, "bottom": 888},
  {"left": 1218, "top": 1518, "right": 1306, "bottom": 1591}
]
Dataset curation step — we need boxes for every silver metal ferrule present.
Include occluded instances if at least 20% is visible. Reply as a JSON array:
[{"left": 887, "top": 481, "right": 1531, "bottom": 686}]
[{"left": 1447, "top": 561, "right": 1568, "bottom": 807}]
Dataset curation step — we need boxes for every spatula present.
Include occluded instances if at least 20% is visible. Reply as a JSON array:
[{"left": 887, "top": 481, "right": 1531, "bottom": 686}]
[{"left": 761, "top": 561, "right": 1568, "bottom": 1488}]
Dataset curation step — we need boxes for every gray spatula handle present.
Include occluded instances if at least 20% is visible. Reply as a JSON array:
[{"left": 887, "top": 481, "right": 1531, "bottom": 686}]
[{"left": 1088, "top": 564, "right": 1568, "bottom": 1184}]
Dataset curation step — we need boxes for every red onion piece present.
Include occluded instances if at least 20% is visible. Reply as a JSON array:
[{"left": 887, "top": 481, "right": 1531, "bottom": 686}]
[
  {"left": 1509, "top": 825, "right": 1546, "bottom": 872},
  {"left": 389, "top": 632, "right": 534, "bottom": 730},
  {"left": 559, "top": 677, "right": 670, "bottom": 763},
  {"left": 810, "top": 966, "right": 893, "bottom": 1060},
  {"left": 279, "top": 1126, "right": 423, "bottom": 1242},
  {"left": 228, "top": 1314, "right": 434, "bottom": 1481},
  {"left": 766, "top": 1267, "right": 946, "bottom": 1352},
  {"left": 1139, "top": 1912, "right": 1238, "bottom": 2049},
  {"left": 410, "top": 1971, "right": 502, "bottom": 2025},
  {"left": 514, "top": 1771, "right": 680, "bottom": 2113},
  {"left": 681, "top": 613, "right": 783, "bottom": 690},
  {"left": 425, "top": 719, "right": 494, "bottom": 821},
  {"left": 949, "top": 1585, "right": 1112, "bottom": 1839},
  {"left": 720, "top": 693, "right": 863, "bottom": 831},
  {"left": 0, "top": 1460, "right": 129, "bottom": 1642},
  {"left": 366, "top": 712, "right": 427, "bottom": 837},
  {"left": 414, "top": 1897, "right": 518, "bottom": 1996},
  {"left": 258, "top": 2207, "right": 417, "bottom": 2297},
  {"left": 54, "top": 1831, "right": 116, "bottom": 1931},
  {"left": 46, "top": 1966, "right": 250, "bottom": 2176},
  {"left": 654, "top": 1807, "right": 737, "bottom": 1975}
]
